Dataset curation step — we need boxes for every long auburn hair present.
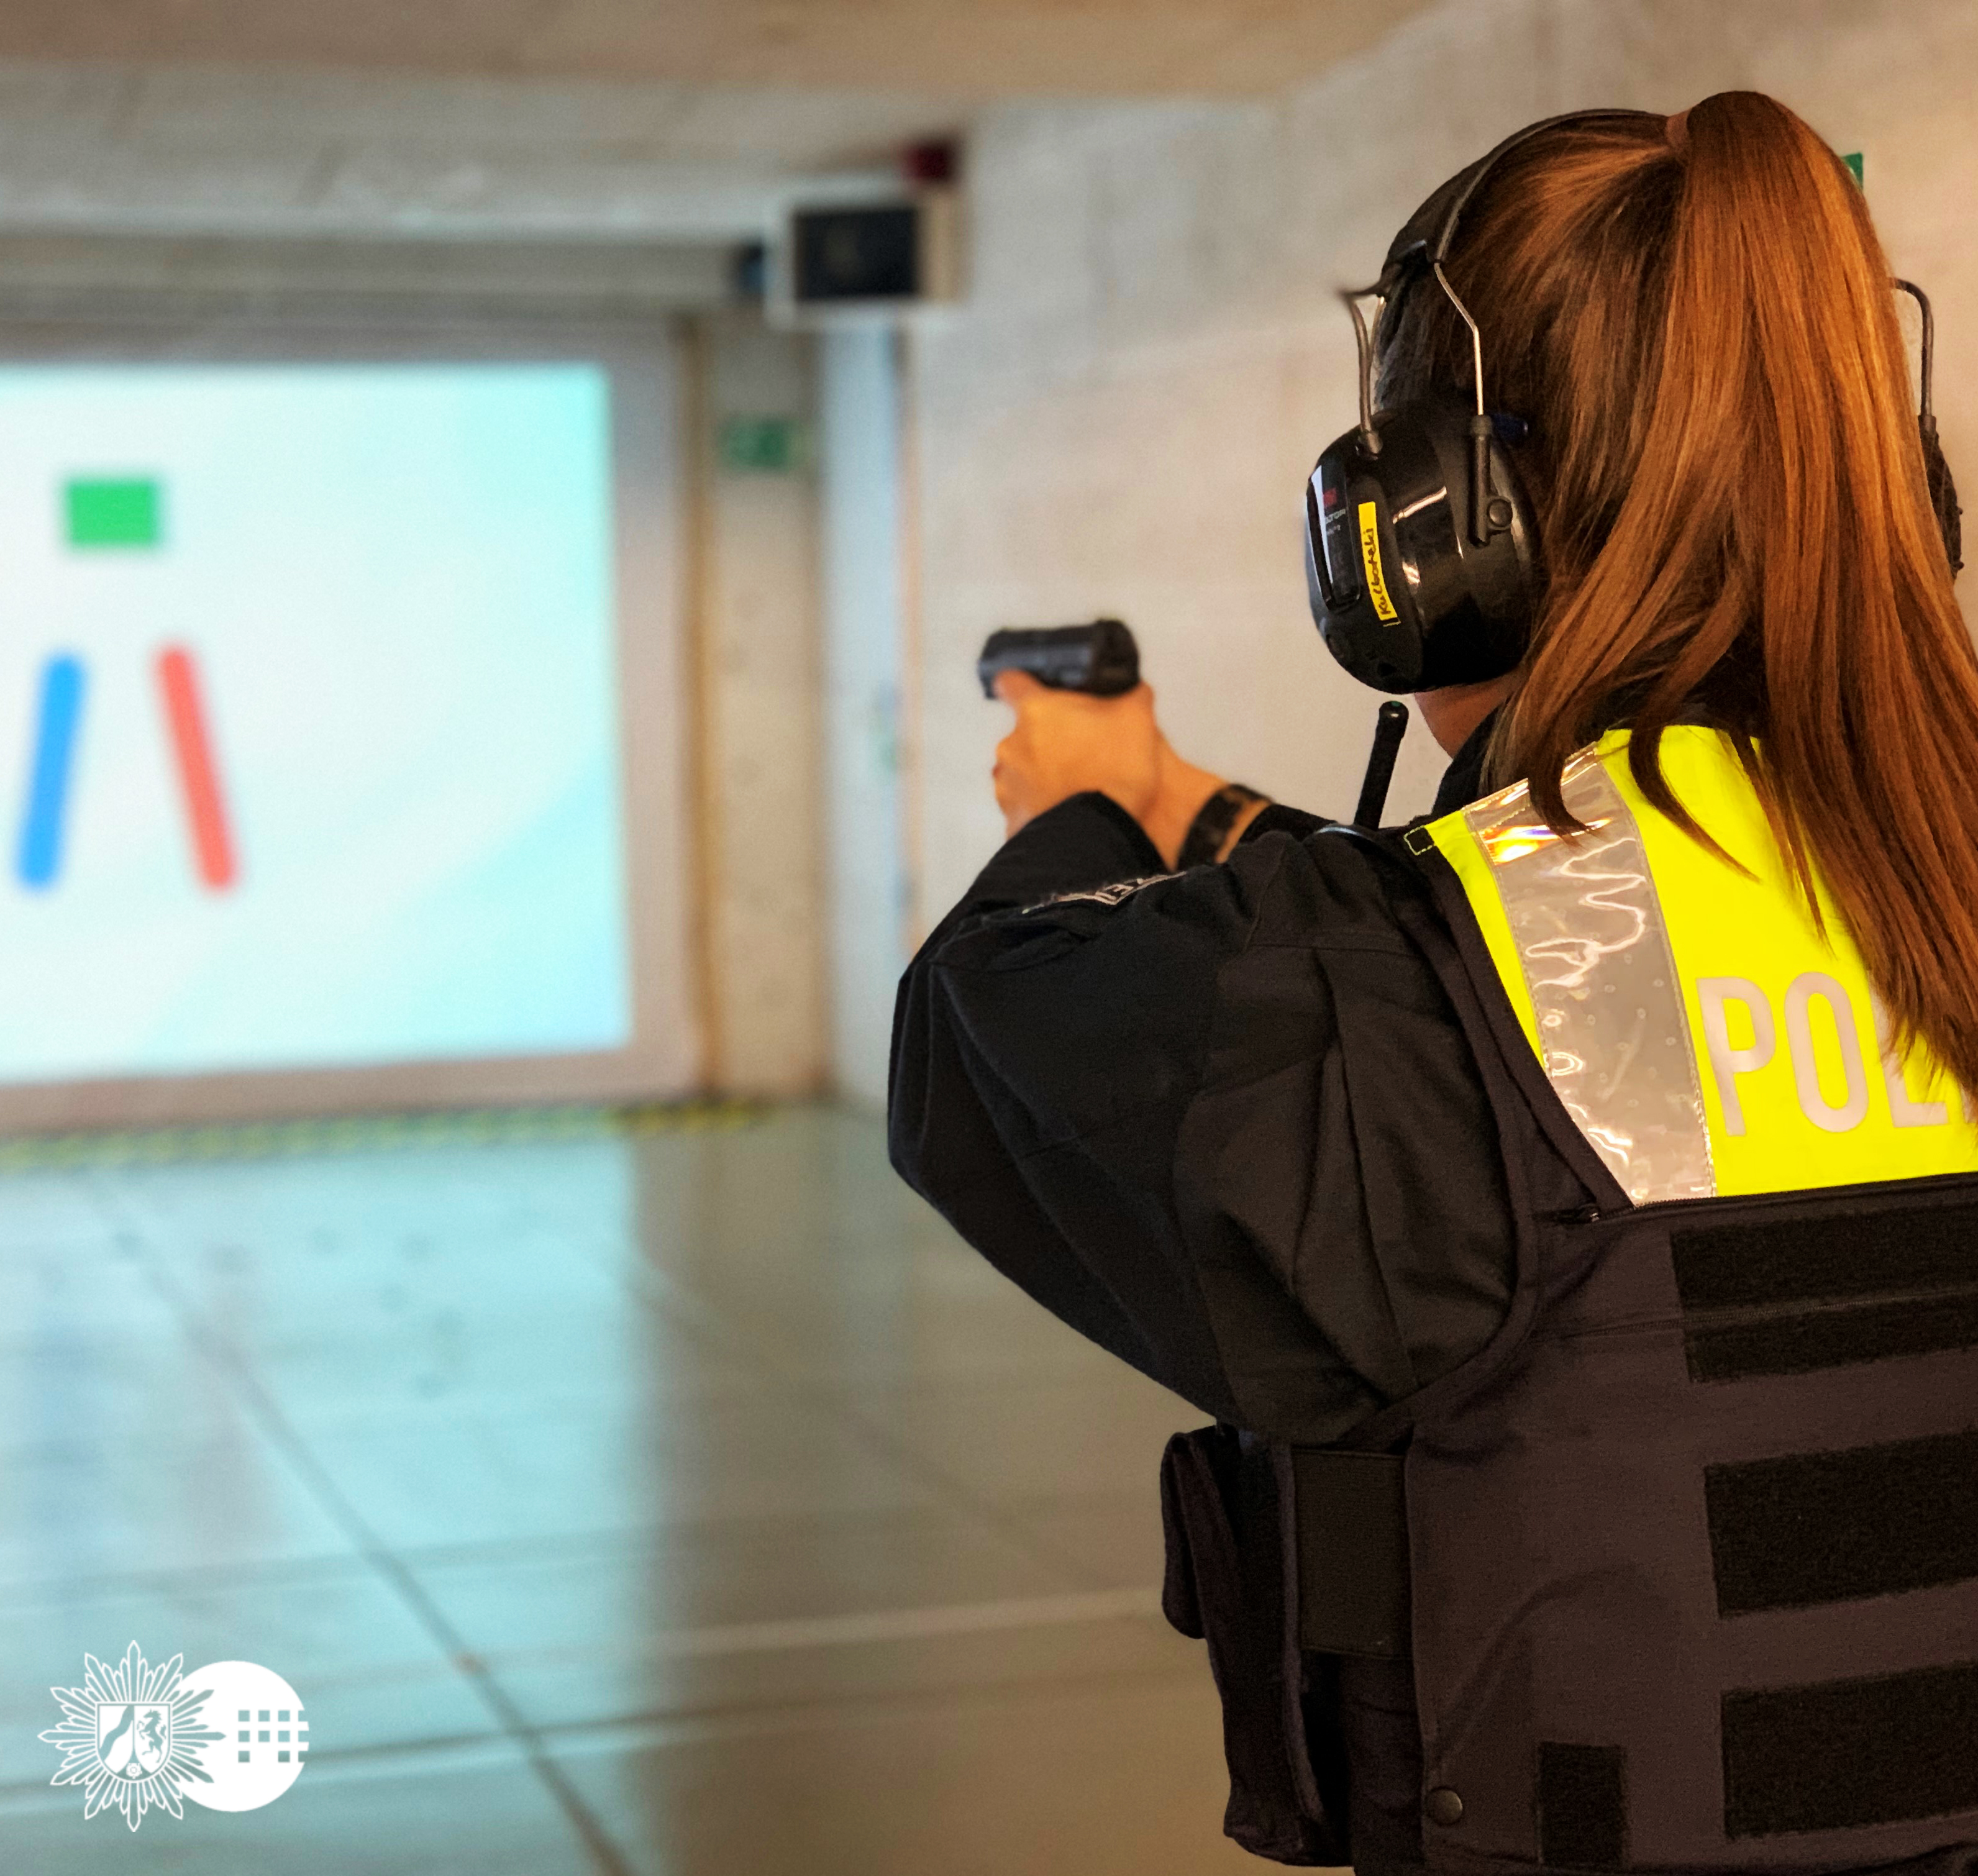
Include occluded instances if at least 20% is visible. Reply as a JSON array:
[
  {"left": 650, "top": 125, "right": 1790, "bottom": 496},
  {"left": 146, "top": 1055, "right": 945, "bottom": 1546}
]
[{"left": 1380, "top": 92, "right": 1978, "bottom": 1096}]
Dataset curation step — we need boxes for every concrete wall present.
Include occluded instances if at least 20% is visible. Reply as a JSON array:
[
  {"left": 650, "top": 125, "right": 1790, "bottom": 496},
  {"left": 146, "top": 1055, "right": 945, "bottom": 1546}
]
[
  {"left": 900, "top": 0, "right": 1978, "bottom": 931},
  {"left": 819, "top": 328, "right": 911, "bottom": 1109},
  {"left": 689, "top": 310, "right": 829, "bottom": 1096}
]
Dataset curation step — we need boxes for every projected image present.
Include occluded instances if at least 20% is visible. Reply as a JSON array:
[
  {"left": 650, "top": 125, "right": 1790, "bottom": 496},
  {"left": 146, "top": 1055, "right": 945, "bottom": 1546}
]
[{"left": 0, "top": 363, "right": 631, "bottom": 1083}]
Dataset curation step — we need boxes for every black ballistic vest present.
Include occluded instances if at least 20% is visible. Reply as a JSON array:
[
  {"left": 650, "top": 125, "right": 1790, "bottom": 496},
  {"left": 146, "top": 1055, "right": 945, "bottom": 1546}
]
[{"left": 1164, "top": 739, "right": 1978, "bottom": 1873}]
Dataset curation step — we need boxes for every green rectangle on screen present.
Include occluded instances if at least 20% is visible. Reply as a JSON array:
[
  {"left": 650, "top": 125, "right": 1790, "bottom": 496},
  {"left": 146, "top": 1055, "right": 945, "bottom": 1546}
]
[{"left": 65, "top": 477, "right": 162, "bottom": 549}]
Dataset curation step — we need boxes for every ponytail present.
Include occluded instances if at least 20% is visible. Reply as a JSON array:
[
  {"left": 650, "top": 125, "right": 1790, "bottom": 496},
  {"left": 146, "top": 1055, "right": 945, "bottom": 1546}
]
[{"left": 1388, "top": 93, "right": 1978, "bottom": 1100}]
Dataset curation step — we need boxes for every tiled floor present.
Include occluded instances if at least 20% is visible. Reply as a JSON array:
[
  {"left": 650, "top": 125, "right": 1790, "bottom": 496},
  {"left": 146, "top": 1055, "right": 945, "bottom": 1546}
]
[{"left": 0, "top": 1106, "right": 1266, "bottom": 1872}]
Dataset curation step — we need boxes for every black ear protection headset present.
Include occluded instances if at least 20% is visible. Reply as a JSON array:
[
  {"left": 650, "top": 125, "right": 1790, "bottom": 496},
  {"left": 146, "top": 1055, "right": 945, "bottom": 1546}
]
[{"left": 1305, "top": 109, "right": 1964, "bottom": 694}]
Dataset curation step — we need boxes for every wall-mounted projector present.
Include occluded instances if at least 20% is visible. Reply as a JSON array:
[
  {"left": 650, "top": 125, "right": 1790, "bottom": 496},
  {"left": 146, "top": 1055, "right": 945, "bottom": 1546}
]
[
  {"left": 770, "top": 137, "right": 964, "bottom": 324},
  {"left": 793, "top": 203, "right": 919, "bottom": 303},
  {"left": 775, "top": 191, "right": 962, "bottom": 321}
]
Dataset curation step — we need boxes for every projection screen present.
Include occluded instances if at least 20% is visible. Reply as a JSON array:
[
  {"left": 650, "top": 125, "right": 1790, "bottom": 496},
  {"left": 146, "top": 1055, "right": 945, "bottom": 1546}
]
[{"left": 0, "top": 316, "right": 695, "bottom": 1129}]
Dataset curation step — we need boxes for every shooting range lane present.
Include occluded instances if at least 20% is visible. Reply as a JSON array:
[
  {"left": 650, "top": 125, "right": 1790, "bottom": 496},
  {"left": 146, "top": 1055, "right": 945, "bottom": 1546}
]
[{"left": 0, "top": 1107, "right": 1256, "bottom": 1874}]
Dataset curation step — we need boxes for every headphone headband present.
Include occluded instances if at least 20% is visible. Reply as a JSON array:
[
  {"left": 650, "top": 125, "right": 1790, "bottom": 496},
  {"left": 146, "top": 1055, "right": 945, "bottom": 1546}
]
[
  {"left": 1377, "top": 111, "right": 1666, "bottom": 298},
  {"left": 1343, "top": 111, "right": 1665, "bottom": 538}
]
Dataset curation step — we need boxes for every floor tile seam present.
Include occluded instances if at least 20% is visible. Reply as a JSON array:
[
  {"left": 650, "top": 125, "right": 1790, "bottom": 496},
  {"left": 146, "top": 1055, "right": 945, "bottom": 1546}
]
[
  {"left": 0, "top": 1551, "right": 385, "bottom": 1609},
  {"left": 374, "top": 1498, "right": 1008, "bottom": 1574},
  {"left": 160, "top": 1368, "right": 644, "bottom": 1875},
  {"left": 408, "top": 1584, "right": 1167, "bottom": 1670},
  {"left": 599, "top": 1248, "right": 817, "bottom": 1382},
  {"left": 0, "top": 1638, "right": 1200, "bottom": 1805},
  {"left": 754, "top": 1388, "right": 1172, "bottom": 1596},
  {"left": 0, "top": 1721, "right": 520, "bottom": 1803},
  {"left": 522, "top": 1657, "right": 1216, "bottom": 1761},
  {"left": 598, "top": 1253, "right": 1169, "bottom": 1597},
  {"left": 0, "top": 1730, "right": 541, "bottom": 1813},
  {"left": 98, "top": 1187, "right": 643, "bottom": 1876},
  {"left": 386, "top": 1250, "right": 1169, "bottom": 1641},
  {"left": 229, "top": 1389, "right": 783, "bottom": 1442}
]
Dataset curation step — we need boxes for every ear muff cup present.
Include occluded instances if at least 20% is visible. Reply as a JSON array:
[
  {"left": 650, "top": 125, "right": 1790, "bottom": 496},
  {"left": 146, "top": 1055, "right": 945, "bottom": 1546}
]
[{"left": 1305, "top": 396, "right": 1541, "bottom": 693}]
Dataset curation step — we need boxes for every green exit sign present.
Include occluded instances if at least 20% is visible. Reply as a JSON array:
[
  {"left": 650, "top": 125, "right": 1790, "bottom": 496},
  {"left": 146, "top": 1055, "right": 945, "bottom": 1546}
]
[
  {"left": 66, "top": 476, "right": 163, "bottom": 549},
  {"left": 718, "top": 416, "right": 811, "bottom": 475}
]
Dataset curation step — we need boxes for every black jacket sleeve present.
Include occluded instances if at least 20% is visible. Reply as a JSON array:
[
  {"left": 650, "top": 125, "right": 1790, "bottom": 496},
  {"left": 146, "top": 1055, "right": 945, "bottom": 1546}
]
[{"left": 888, "top": 791, "right": 1516, "bottom": 1446}]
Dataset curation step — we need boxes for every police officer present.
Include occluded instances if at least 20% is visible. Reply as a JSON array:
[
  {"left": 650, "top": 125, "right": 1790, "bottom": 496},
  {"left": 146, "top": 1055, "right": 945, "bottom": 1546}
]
[{"left": 890, "top": 94, "right": 1978, "bottom": 1875}]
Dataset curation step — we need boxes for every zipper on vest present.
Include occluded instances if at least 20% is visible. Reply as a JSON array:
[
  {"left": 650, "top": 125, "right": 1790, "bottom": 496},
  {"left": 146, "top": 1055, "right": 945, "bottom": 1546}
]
[{"left": 1551, "top": 1163, "right": 1978, "bottom": 1228}]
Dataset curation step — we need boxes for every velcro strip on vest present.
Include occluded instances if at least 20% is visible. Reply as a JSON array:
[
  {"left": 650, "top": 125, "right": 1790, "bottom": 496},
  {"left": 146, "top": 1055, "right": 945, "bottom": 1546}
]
[
  {"left": 1672, "top": 1201, "right": 1978, "bottom": 1382},
  {"left": 1705, "top": 1427, "right": 1978, "bottom": 1614},
  {"left": 1291, "top": 1449, "right": 1410, "bottom": 1658},
  {"left": 1537, "top": 1742, "right": 1627, "bottom": 1868},
  {"left": 1723, "top": 1660, "right": 1978, "bottom": 1837}
]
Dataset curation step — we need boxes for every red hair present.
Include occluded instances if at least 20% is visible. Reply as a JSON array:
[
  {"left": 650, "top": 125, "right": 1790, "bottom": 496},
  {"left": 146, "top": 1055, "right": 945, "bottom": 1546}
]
[{"left": 1383, "top": 93, "right": 1978, "bottom": 1096}]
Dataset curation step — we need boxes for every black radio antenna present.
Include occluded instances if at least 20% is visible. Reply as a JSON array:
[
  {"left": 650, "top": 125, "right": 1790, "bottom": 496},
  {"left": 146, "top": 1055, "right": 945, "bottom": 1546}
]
[{"left": 1354, "top": 701, "right": 1410, "bottom": 828}]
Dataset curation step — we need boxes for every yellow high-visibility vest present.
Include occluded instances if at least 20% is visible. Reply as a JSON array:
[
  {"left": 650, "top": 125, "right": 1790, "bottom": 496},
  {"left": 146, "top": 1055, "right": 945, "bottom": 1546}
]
[{"left": 1412, "top": 725, "right": 1978, "bottom": 1202}]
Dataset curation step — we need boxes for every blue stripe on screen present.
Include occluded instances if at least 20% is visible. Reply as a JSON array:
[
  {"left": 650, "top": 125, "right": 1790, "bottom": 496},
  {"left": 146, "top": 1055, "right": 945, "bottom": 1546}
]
[{"left": 17, "top": 654, "right": 85, "bottom": 889}]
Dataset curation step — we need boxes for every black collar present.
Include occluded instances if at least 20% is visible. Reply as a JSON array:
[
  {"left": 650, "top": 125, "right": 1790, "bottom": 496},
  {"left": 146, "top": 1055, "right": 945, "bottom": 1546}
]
[{"left": 1427, "top": 709, "right": 1498, "bottom": 819}]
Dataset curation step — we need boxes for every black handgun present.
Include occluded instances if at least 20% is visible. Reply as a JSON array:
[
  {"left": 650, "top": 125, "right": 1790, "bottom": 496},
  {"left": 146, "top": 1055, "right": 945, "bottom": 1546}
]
[{"left": 977, "top": 618, "right": 1141, "bottom": 699}]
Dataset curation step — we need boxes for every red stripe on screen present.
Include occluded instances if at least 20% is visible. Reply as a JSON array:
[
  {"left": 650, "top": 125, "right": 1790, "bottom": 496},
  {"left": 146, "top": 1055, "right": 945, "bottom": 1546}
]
[{"left": 156, "top": 645, "right": 237, "bottom": 891}]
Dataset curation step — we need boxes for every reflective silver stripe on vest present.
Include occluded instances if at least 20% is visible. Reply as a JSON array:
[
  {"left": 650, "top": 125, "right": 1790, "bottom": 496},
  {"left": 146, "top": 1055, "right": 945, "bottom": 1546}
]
[{"left": 1464, "top": 748, "right": 1715, "bottom": 1203}]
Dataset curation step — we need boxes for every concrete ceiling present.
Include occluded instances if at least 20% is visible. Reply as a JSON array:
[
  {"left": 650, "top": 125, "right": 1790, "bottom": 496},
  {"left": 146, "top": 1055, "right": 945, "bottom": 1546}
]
[
  {"left": 0, "top": 0, "right": 1426, "bottom": 101},
  {"left": 0, "top": 63, "right": 975, "bottom": 241}
]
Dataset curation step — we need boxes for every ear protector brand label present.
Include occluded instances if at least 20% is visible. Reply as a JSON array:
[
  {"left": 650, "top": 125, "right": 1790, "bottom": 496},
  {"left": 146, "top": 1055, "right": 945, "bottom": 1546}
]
[{"left": 1356, "top": 501, "right": 1399, "bottom": 623}]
